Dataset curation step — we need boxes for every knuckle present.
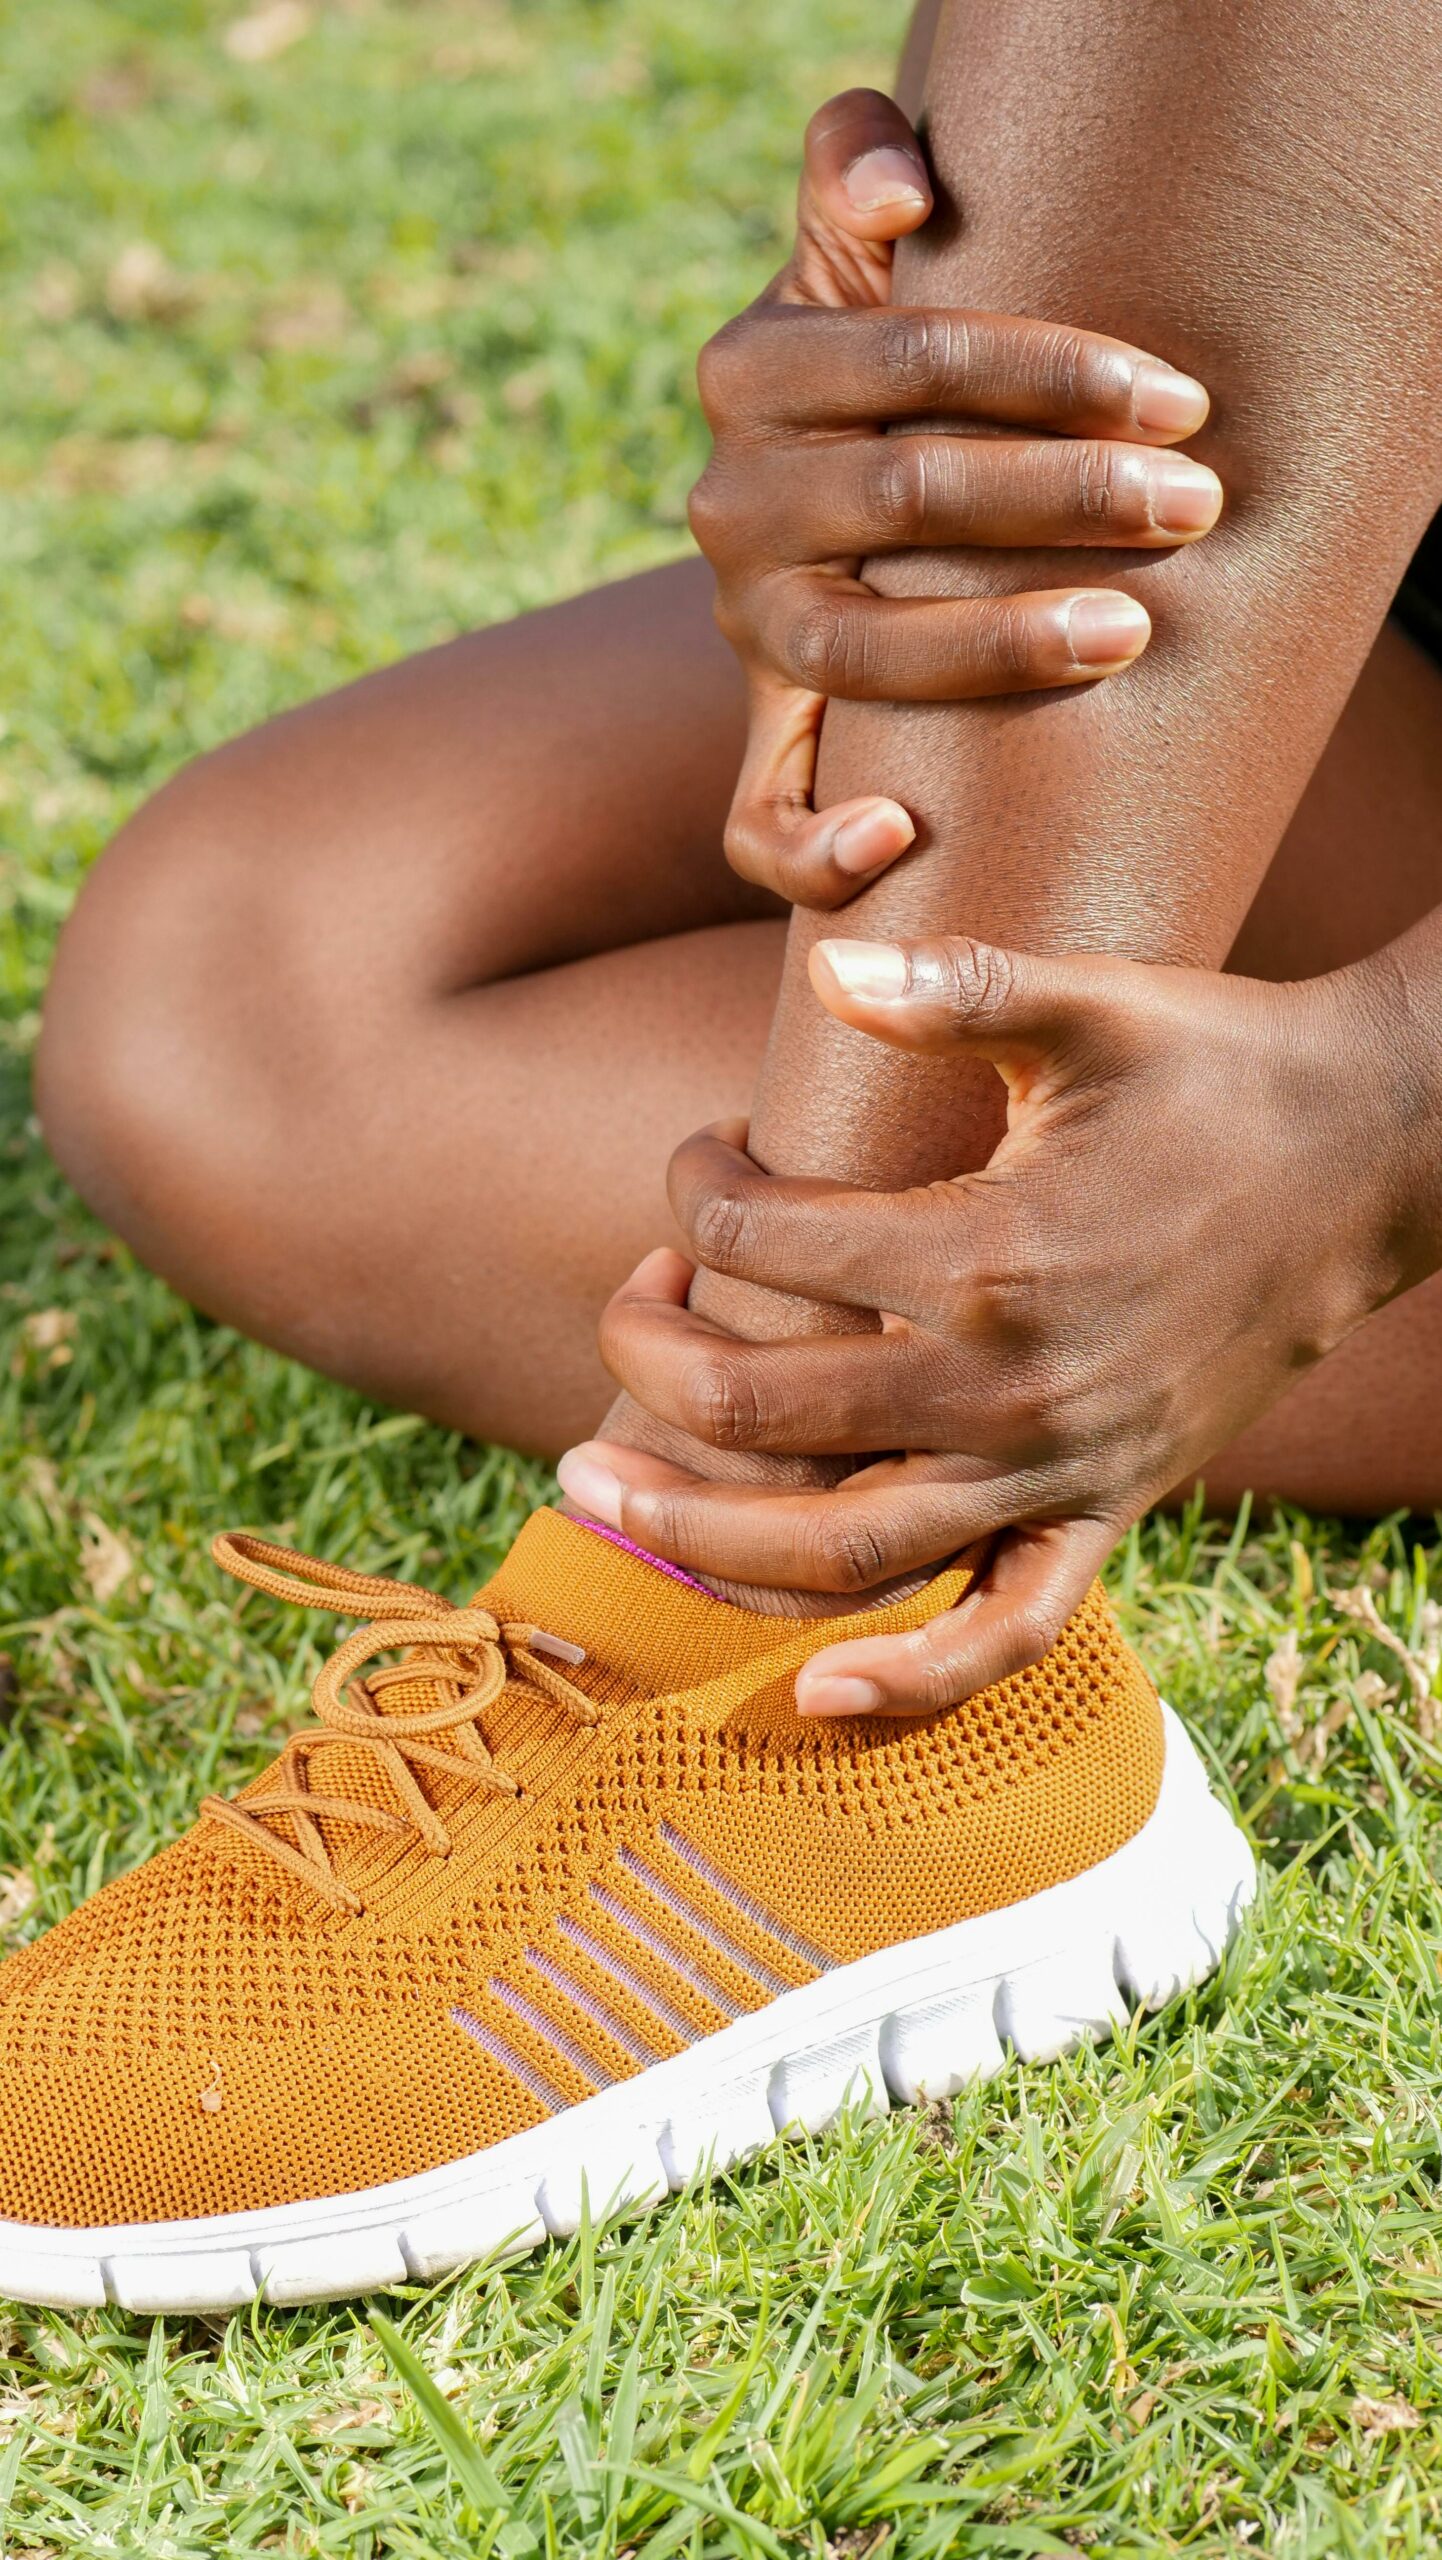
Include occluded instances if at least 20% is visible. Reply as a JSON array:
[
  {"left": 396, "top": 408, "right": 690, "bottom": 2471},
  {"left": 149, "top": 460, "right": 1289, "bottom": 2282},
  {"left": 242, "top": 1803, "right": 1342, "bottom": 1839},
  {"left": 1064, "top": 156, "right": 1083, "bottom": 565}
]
[
  {"left": 685, "top": 464, "right": 730, "bottom": 557},
  {"left": 596, "top": 1297, "right": 635, "bottom": 1383},
  {"left": 800, "top": 873, "right": 856, "bottom": 913},
  {"left": 1074, "top": 440, "right": 1155, "bottom": 536},
  {"left": 876, "top": 311, "right": 952, "bottom": 401},
  {"left": 931, "top": 1265, "right": 983, "bottom": 1340},
  {"left": 915, "top": 1642, "right": 963, "bottom": 1714},
  {"left": 871, "top": 440, "right": 930, "bottom": 543},
  {"left": 802, "top": 90, "right": 873, "bottom": 167},
  {"left": 679, "top": 1350, "right": 765, "bottom": 1452},
  {"left": 1035, "top": 1347, "right": 1092, "bottom": 1434},
  {"left": 710, "top": 584, "right": 750, "bottom": 652},
  {"left": 788, "top": 596, "right": 866, "bottom": 691},
  {"left": 941, "top": 1241, "right": 1045, "bottom": 1347},
  {"left": 694, "top": 318, "right": 749, "bottom": 422},
  {"left": 975, "top": 598, "right": 1040, "bottom": 685},
  {"left": 1031, "top": 325, "right": 1141, "bottom": 430},
  {"left": 1073, "top": 438, "right": 1126, "bottom": 533},
  {"left": 722, "top": 807, "right": 766, "bottom": 885},
  {"left": 1004, "top": 1228, "right": 1059, "bottom": 1312},
  {"left": 990, "top": 1262, "right": 1051, "bottom": 1341},
  {"left": 1004, "top": 1598, "right": 1062, "bottom": 1673},
  {"left": 945, "top": 934, "right": 1019, "bottom": 1025},
  {"left": 687, "top": 1182, "right": 755, "bottom": 1277},
  {"left": 1065, "top": 334, "right": 1133, "bottom": 423},
  {"left": 1006, "top": 1385, "right": 1065, "bottom": 1464},
  {"left": 1026, "top": 322, "right": 1087, "bottom": 418},
  {"left": 809, "top": 85, "right": 889, "bottom": 143},
  {"left": 814, "top": 1510, "right": 890, "bottom": 1595},
  {"left": 638, "top": 1489, "right": 684, "bottom": 1554}
]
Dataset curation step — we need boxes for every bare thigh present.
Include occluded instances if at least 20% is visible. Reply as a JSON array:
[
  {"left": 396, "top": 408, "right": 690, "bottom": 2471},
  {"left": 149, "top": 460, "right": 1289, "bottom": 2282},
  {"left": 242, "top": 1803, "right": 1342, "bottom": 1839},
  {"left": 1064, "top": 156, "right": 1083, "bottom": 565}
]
[
  {"left": 38, "top": 557, "right": 786, "bottom": 1453},
  {"left": 38, "top": 563, "right": 1442, "bottom": 1498}
]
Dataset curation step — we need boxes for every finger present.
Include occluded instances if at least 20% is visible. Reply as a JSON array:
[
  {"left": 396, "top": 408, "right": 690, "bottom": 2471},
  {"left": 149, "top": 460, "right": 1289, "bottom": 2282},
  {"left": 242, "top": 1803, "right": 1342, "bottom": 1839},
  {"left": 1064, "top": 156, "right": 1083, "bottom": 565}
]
[
  {"left": 736, "top": 433, "right": 1222, "bottom": 561},
  {"left": 723, "top": 581, "right": 1151, "bottom": 909},
  {"left": 722, "top": 667, "right": 915, "bottom": 907},
  {"left": 713, "top": 303, "right": 1209, "bottom": 443},
  {"left": 555, "top": 1440, "right": 1028, "bottom": 1594},
  {"left": 597, "top": 1264, "right": 960, "bottom": 1456},
  {"left": 749, "top": 574, "right": 1151, "bottom": 703},
  {"left": 809, "top": 934, "right": 1139, "bottom": 1077},
  {"left": 792, "top": 89, "right": 932, "bottom": 297},
  {"left": 794, "top": 1515, "right": 1120, "bottom": 1716},
  {"left": 665, "top": 1124, "right": 961, "bottom": 1319}
]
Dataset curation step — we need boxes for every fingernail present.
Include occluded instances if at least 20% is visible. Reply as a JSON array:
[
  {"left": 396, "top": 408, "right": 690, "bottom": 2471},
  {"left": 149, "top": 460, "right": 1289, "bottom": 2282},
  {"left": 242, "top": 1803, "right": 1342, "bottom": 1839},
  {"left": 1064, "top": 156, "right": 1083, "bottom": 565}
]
[
  {"left": 1149, "top": 455, "right": 1222, "bottom": 535},
  {"left": 1132, "top": 358, "right": 1209, "bottom": 436},
  {"left": 816, "top": 938, "right": 909, "bottom": 1000},
  {"left": 797, "top": 1673, "right": 884, "bottom": 1716},
  {"left": 830, "top": 802, "right": 915, "bottom": 876},
  {"left": 555, "top": 1449, "right": 623, "bottom": 1530},
  {"left": 1065, "top": 592, "right": 1151, "bottom": 668},
  {"left": 842, "top": 147, "right": 928, "bottom": 212}
]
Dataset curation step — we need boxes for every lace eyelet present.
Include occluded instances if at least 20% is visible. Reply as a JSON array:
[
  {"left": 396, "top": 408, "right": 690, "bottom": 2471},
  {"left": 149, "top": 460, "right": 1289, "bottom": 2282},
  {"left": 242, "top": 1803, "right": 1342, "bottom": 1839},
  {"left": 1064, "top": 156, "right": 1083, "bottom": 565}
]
[{"left": 205, "top": 1537, "right": 599, "bottom": 1906}]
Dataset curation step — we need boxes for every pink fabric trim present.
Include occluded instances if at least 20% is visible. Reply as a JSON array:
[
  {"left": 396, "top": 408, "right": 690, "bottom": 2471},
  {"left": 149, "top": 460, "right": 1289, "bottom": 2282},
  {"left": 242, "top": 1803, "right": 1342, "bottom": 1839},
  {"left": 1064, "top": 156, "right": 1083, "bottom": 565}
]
[{"left": 574, "top": 1514, "right": 728, "bottom": 1601}]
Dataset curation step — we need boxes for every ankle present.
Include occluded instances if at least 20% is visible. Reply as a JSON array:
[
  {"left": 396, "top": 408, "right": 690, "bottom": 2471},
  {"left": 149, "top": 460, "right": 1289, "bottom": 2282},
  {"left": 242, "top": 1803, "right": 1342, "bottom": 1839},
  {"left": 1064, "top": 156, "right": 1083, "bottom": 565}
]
[
  {"left": 689, "top": 1561, "right": 938, "bottom": 1618},
  {"left": 579, "top": 1265, "right": 898, "bottom": 1615},
  {"left": 556, "top": 1487, "right": 936, "bottom": 1619},
  {"left": 566, "top": 1378, "right": 932, "bottom": 1619}
]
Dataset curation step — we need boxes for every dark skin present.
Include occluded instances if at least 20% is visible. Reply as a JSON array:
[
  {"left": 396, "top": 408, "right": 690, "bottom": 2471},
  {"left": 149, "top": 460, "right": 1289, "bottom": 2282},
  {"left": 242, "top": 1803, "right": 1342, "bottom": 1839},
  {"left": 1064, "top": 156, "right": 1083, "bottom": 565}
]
[
  {"left": 39, "top": 546, "right": 1442, "bottom": 1490},
  {"left": 37, "top": 95, "right": 1225, "bottom": 1446},
  {"left": 578, "top": 914, "right": 1442, "bottom": 1710},
  {"left": 569, "top": 1, "right": 1442, "bottom": 1693},
  {"left": 693, "top": 91, "right": 1218, "bottom": 914},
  {"left": 35, "top": 13, "right": 1442, "bottom": 1713}
]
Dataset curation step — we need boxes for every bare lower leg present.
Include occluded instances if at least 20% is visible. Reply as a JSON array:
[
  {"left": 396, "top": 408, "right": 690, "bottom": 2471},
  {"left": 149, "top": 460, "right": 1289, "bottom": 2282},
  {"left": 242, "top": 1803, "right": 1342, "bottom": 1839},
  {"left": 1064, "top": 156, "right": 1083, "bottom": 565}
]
[
  {"left": 595, "top": 0, "right": 1442, "bottom": 1589},
  {"left": 591, "top": 621, "right": 1442, "bottom": 1533},
  {"left": 39, "top": 556, "right": 1442, "bottom": 1508}
]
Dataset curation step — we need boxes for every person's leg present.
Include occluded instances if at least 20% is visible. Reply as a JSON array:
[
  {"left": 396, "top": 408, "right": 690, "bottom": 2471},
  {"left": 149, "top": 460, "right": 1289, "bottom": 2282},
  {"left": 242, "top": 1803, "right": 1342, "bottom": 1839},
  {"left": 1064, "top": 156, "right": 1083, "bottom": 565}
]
[
  {"left": 590, "top": 0, "right": 1442, "bottom": 1583},
  {"left": 42, "top": 524, "right": 1442, "bottom": 1501},
  {"left": 37, "top": 558, "right": 784, "bottom": 1456},
  {"left": 1202, "top": 619, "right": 1442, "bottom": 1515}
]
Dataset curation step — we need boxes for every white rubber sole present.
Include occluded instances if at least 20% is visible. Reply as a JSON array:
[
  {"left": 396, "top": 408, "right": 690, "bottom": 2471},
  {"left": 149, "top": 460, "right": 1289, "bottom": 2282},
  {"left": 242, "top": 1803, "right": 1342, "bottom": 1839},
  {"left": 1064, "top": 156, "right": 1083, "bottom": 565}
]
[{"left": 0, "top": 1706, "right": 1254, "bottom": 2315}]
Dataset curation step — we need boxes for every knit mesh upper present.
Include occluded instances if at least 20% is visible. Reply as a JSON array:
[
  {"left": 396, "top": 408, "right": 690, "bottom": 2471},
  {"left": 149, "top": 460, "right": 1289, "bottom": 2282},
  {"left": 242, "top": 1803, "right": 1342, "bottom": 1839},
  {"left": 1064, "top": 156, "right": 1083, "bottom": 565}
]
[{"left": 0, "top": 1508, "right": 1162, "bottom": 2229}]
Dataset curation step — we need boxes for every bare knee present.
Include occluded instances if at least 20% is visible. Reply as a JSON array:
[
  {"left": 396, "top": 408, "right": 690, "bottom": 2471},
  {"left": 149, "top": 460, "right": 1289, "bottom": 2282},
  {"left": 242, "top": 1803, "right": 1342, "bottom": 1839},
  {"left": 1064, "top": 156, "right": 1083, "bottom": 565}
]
[
  {"left": 37, "top": 746, "right": 334, "bottom": 1288},
  {"left": 34, "top": 717, "right": 543, "bottom": 1395}
]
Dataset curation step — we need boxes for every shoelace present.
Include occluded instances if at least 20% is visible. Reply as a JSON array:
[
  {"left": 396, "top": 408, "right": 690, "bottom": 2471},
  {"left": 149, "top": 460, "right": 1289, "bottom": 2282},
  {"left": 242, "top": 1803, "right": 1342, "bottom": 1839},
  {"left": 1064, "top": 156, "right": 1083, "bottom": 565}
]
[{"left": 200, "top": 1532, "right": 599, "bottom": 1915}]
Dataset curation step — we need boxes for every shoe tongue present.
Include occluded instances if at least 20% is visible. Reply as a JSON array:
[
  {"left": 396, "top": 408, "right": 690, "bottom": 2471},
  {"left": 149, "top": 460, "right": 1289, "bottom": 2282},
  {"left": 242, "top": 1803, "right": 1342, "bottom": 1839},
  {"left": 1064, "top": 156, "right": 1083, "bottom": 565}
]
[
  {"left": 232, "top": 1508, "right": 979, "bottom": 1901},
  {"left": 475, "top": 1506, "right": 977, "bottom": 1711},
  {"left": 474, "top": 1508, "right": 770, "bottom": 1695},
  {"left": 351, "top": 1508, "right": 801, "bottom": 1777}
]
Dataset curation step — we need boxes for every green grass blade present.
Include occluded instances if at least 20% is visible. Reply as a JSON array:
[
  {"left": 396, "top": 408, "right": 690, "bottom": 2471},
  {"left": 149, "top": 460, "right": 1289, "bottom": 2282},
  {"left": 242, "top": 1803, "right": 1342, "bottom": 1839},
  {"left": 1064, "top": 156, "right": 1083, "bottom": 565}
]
[
  {"left": 582, "top": 2263, "right": 616, "bottom": 2420},
  {"left": 603, "top": 2341, "right": 642, "bottom": 2527},
  {"left": 371, "top": 2311, "right": 538, "bottom": 2557}
]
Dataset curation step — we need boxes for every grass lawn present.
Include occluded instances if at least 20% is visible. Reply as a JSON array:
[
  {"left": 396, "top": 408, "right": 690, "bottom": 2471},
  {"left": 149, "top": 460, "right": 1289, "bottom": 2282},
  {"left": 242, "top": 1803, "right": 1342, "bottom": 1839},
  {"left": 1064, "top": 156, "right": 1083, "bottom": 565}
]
[{"left": 2, "top": 2, "right": 1442, "bottom": 2552}]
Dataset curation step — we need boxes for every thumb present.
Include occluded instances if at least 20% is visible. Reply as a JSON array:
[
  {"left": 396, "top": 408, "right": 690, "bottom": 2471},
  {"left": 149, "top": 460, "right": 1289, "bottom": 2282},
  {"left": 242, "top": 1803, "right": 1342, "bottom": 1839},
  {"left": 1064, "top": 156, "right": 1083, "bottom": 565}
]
[
  {"left": 783, "top": 88, "right": 932, "bottom": 309},
  {"left": 809, "top": 934, "right": 1139, "bottom": 1082}
]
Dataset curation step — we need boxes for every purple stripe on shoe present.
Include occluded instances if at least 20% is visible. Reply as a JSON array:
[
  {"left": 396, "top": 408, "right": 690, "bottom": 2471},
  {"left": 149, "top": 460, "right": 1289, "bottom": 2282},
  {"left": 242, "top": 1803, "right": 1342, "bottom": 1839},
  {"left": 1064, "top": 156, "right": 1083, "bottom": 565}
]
[{"left": 574, "top": 1514, "right": 728, "bottom": 1601}]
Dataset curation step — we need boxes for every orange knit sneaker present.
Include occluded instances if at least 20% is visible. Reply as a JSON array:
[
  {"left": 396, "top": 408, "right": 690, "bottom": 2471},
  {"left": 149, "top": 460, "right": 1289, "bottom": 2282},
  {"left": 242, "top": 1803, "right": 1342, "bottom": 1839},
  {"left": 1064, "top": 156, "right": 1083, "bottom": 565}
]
[{"left": 0, "top": 1509, "right": 1252, "bottom": 2313}]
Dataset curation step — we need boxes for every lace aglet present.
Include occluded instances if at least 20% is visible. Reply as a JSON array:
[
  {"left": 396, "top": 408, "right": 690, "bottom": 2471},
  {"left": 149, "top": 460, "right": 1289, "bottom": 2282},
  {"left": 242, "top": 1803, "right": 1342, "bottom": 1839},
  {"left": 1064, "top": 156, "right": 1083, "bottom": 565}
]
[{"left": 528, "top": 1629, "right": 587, "bottom": 1667}]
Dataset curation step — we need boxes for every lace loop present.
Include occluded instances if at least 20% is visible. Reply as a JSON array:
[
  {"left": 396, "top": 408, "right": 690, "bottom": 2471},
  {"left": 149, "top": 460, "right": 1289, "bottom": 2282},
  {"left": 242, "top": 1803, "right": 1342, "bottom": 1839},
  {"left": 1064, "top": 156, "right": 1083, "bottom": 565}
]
[{"left": 200, "top": 1532, "right": 597, "bottom": 1914}]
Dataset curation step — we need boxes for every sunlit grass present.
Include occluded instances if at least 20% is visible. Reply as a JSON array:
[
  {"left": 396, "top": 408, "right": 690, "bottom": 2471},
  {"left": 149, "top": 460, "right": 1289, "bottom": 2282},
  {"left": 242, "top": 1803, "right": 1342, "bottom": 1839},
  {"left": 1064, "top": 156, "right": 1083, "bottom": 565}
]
[{"left": 2, "top": 1, "right": 1441, "bottom": 2552}]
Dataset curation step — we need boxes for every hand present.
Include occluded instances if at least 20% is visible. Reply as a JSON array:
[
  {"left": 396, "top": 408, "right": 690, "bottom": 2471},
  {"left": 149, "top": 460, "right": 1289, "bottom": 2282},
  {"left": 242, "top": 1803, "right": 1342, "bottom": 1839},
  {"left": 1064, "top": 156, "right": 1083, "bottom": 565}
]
[
  {"left": 559, "top": 936, "right": 1415, "bottom": 1712},
  {"left": 692, "top": 86, "right": 1222, "bottom": 908}
]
